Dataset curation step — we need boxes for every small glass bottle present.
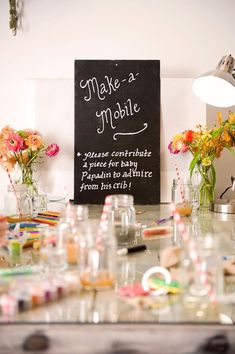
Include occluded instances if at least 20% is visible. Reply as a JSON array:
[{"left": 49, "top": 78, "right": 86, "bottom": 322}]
[
  {"left": 5, "top": 184, "right": 32, "bottom": 222},
  {"left": 58, "top": 204, "right": 89, "bottom": 265},
  {"left": 171, "top": 179, "right": 193, "bottom": 216},
  {"left": 78, "top": 219, "right": 117, "bottom": 290},
  {"left": 108, "top": 194, "right": 136, "bottom": 246}
]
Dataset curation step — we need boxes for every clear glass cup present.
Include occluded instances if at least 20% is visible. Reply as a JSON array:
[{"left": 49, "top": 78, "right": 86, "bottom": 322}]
[
  {"left": 107, "top": 194, "right": 136, "bottom": 246},
  {"left": 5, "top": 184, "right": 32, "bottom": 221},
  {"left": 171, "top": 179, "right": 193, "bottom": 216},
  {"left": 39, "top": 226, "right": 67, "bottom": 276},
  {"left": 180, "top": 234, "right": 223, "bottom": 320},
  {"left": 78, "top": 219, "right": 117, "bottom": 290}
]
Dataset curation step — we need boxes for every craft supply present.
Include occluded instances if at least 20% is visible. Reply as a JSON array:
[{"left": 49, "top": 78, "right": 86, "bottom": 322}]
[
  {"left": 0, "top": 266, "right": 39, "bottom": 277},
  {"left": 223, "top": 255, "right": 235, "bottom": 260},
  {"left": 175, "top": 203, "right": 192, "bottom": 217},
  {"left": 80, "top": 271, "right": 115, "bottom": 290},
  {"left": 148, "top": 278, "right": 181, "bottom": 295},
  {"left": 118, "top": 283, "right": 150, "bottom": 297},
  {"left": 141, "top": 266, "right": 172, "bottom": 296},
  {"left": 30, "top": 287, "right": 45, "bottom": 306},
  {"left": 0, "top": 294, "right": 18, "bottom": 316},
  {"left": 14, "top": 291, "right": 32, "bottom": 312},
  {"left": 117, "top": 244, "right": 146, "bottom": 256},
  {"left": 156, "top": 216, "right": 173, "bottom": 225},
  {"left": 9, "top": 239, "right": 21, "bottom": 265},
  {"left": 143, "top": 226, "right": 173, "bottom": 238}
]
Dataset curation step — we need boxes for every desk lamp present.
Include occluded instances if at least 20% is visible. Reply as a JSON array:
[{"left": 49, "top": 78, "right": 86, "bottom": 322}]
[
  {"left": 193, "top": 54, "right": 235, "bottom": 107},
  {"left": 193, "top": 54, "right": 235, "bottom": 214}
]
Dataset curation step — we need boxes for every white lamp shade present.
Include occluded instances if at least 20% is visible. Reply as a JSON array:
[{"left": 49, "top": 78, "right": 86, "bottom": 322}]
[
  {"left": 193, "top": 75, "right": 235, "bottom": 107},
  {"left": 192, "top": 55, "right": 235, "bottom": 107}
]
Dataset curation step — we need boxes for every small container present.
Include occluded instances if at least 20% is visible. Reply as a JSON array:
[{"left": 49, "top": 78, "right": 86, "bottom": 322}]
[
  {"left": 180, "top": 234, "right": 223, "bottom": 320},
  {"left": 39, "top": 226, "right": 67, "bottom": 275},
  {"left": 78, "top": 219, "right": 116, "bottom": 290},
  {"left": 107, "top": 194, "right": 136, "bottom": 246},
  {"left": 59, "top": 205, "right": 89, "bottom": 265},
  {"left": 5, "top": 184, "right": 32, "bottom": 221},
  {"left": 32, "top": 182, "right": 47, "bottom": 215},
  {"left": 171, "top": 179, "right": 193, "bottom": 216}
]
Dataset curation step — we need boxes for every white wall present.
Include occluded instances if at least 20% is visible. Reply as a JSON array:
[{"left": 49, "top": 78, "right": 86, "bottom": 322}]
[{"left": 0, "top": 0, "right": 235, "bottom": 209}]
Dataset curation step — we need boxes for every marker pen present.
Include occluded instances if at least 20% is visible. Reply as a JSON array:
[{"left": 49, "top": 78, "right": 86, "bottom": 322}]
[{"left": 117, "top": 244, "right": 146, "bottom": 256}]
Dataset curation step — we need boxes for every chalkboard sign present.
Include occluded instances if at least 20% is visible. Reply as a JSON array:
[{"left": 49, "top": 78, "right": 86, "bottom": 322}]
[{"left": 74, "top": 60, "right": 160, "bottom": 204}]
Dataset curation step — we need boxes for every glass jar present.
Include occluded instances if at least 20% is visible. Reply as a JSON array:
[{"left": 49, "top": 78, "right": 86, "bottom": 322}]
[
  {"left": 180, "top": 234, "right": 223, "bottom": 321},
  {"left": 171, "top": 179, "right": 193, "bottom": 216},
  {"left": 39, "top": 226, "right": 67, "bottom": 275},
  {"left": 5, "top": 184, "right": 32, "bottom": 222},
  {"left": 78, "top": 219, "right": 116, "bottom": 290},
  {"left": 31, "top": 182, "right": 48, "bottom": 215},
  {"left": 58, "top": 205, "right": 89, "bottom": 265},
  {"left": 107, "top": 194, "right": 136, "bottom": 246}
]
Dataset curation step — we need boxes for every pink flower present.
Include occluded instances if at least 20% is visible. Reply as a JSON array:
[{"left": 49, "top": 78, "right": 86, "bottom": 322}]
[
  {"left": 45, "top": 143, "right": 60, "bottom": 157},
  {"left": 5, "top": 133, "right": 24, "bottom": 152},
  {"left": 168, "top": 141, "right": 180, "bottom": 154}
]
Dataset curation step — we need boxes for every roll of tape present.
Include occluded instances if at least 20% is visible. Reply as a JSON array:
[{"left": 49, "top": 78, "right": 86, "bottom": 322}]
[{"left": 141, "top": 266, "right": 171, "bottom": 296}]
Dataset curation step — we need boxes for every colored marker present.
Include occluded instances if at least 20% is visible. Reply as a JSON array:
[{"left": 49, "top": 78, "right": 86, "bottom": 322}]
[
  {"left": 117, "top": 244, "right": 146, "bottom": 256},
  {"left": 223, "top": 255, "right": 235, "bottom": 260},
  {"left": 156, "top": 216, "right": 173, "bottom": 225}
]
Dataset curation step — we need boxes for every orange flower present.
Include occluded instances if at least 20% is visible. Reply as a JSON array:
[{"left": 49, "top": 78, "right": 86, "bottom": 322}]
[
  {"left": 183, "top": 130, "right": 194, "bottom": 143},
  {"left": 0, "top": 125, "right": 14, "bottom": 140},
  {"left": 25, "top": 134, "right": 44, "bottom": 151},
  {"left": 0, "top": 156, "right": 16, "bottom": 172}
]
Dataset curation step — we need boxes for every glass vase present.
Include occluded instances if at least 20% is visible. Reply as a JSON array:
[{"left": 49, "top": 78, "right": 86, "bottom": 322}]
[
  {"left": 5, "top": 184, "right": 32, "bottom": 222},
  {"left": 197, "top": 164, "right": 216, "bottom": 208},
  {"left": 15, "top": 165, "right": 47, "bottom": 215}
]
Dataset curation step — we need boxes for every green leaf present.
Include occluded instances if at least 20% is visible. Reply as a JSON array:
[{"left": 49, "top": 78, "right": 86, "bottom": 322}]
[
  {"left": 211, "top": 127, "right": 223, "bottom": 139},
  {"left": 189, "top": 153, "right": 199, "bottom": 177},
  {"left": 210, "top": 164, "right": 216, "bottom": 191}
]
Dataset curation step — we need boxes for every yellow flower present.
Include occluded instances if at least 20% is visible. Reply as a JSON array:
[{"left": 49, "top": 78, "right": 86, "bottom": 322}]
[
  {"left": 217, "top": 112, "right": 223, "bottom": 126},
  {"left": 228, "top": 111, "right": 235, "bottom": 124},
  {"left": 202, "top": 157, "right": 212, "bottom": 167}
]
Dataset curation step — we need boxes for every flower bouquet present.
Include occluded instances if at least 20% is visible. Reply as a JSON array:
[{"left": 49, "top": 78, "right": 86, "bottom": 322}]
[
  {"left": 0, "top": 125, "right": 60, "bottom": 217},
  {"left": 168, "top": 112, "right": 235, "bottom": 206}
]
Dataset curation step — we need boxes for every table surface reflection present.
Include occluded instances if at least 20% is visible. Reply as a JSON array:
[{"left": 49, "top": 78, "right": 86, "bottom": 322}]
[{"left": 1, "top": 204, "right": 235, "bottom": 325}]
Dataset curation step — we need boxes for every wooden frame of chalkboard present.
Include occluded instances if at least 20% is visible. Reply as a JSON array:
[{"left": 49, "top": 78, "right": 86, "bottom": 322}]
[{"left": 74, "top": 60, "right": 160, "bottom": 204}]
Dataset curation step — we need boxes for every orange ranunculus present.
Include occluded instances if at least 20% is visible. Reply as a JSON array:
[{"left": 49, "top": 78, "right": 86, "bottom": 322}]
[
  {"left": 0, "top": 125, "right": 14, "bottom": 140},
  {"left": 25, "top": 134, "right": 44, "bottom": 151}
]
